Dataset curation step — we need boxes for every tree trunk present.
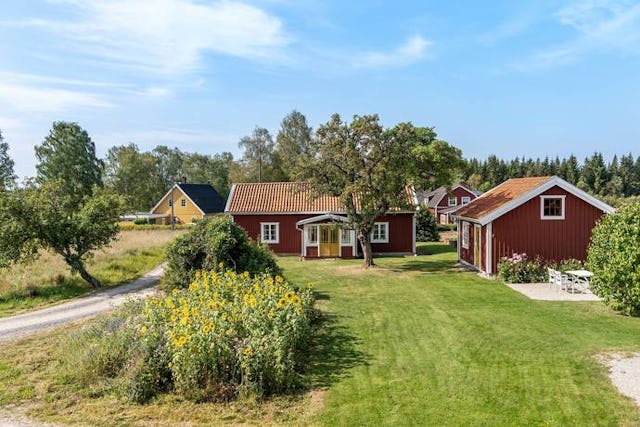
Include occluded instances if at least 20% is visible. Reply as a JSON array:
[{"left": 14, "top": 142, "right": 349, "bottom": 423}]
[
  {"left": 65, "top": 256, "right": 102, "bottom": 288},
  {"left": 359, "top": 235, "right": 375, "bottom": 268}
]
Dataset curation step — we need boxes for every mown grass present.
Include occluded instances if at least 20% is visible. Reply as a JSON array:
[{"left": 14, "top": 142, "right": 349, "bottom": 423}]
[
  {"left": 0, "top": 230, "right": 183, "bottom": 317},
  {"left": 1, "top": 242, "right": 640, "bottom": 426}
]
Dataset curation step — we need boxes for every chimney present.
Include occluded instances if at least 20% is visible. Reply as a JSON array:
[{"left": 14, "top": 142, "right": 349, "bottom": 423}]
[{"left": 181, "top": 176, "right": 187, "bottom": 184}]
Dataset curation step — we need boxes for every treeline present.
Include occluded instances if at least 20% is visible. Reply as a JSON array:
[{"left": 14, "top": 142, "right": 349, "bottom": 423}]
[{"left": 463, "top": 153, "right": 640, "bottom": 204}]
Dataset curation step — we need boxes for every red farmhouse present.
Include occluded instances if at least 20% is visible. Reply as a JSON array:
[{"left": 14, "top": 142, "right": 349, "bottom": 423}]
[
  {"left": 417, "top": 181, "right": 480, "bottom": 224},
  {"left": 454, "top": 176, "right": 614, "bottom": 274},
  {"left": 225, "top": 182, "right": 417, "bottom": 258}
]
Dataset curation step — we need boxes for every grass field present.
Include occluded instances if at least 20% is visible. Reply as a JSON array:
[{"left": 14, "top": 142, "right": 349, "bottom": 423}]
[
  {"left": 0, "top": 229, "right": 182, "bottom": 317},
  {"left": 1, "top": 243, "right": 640, "bottom": 425}
]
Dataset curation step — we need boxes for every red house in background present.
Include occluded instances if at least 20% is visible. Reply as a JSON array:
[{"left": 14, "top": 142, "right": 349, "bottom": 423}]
[
  {"left": 454, "top": 176, "right": 614, "bottom": 274},
  {"left": 417, "top": 182, "right": 480, "bottom": 224},
  {"left": 225, "top": 182, "right": 417, "bottom": 258}
]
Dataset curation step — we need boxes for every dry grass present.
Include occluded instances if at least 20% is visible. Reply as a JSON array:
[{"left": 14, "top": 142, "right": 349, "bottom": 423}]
[{"left": 0, "top": 230, "right": 184, "bottom": 317}]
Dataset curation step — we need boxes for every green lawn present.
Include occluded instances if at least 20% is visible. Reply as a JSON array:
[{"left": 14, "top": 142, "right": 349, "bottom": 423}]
[
  {"left": 1, "top": 242, "right": 639, "bottom": 426},
  {"left": 279, "top": 243, "right": 640, "bottom": 426}
]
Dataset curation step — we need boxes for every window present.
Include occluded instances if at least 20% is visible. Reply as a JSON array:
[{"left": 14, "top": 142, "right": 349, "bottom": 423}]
[
  {"left": 371, "top": 222, "right": 389, "bottom": 243},
  {"left": 462, "top": 222, "right": 469, "bottom": 249},
  {"left": 306, "top": 225, "right": 318, "bottom": 245},
  {"left": 180, "top": 198, "right": 186, "bottom": 207},
  {"left": 260, "top": 222, "right": 279, "bottom": 243},
  {"left": 341, "top": 228, "right": 352, "bottom": 244},
  {"left": 168, "top": 199, "right": 173, "bottom": 207},
  {"left": 540, "top": 196, "right": 565, "bottom": 220},
  {"left": 448, "top": 196, "right": 457, "bottom": 206},
  {"left": 461, "top": 196, "right": 471, "bottom": 205}
]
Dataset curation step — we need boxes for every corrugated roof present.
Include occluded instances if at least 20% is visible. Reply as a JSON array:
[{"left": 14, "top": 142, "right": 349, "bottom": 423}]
[
  {"left": 177, "top": 183, "right": 226, "bottom": 214},
  {"left": 226, "top": 182, "right": 415, "bottom": 213},
  {"left": 455, "top": 176, "right": 554, "bottom": 220}
]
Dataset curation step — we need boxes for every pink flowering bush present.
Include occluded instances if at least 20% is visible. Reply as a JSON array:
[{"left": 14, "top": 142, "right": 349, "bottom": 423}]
[{"left": 497, "top": 253, "right": 546, "bottom": 283}]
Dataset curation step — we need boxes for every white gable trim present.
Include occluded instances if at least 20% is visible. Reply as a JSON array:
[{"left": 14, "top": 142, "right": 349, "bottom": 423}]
[
  {"left": 296, "top": 214, "right": 350, "bottom": 226},
  {"left": 474, "top": 176, "right": 614, "bottom": 226},
  {"left": 150, "top": 184, "right": 206, "bottom": 216},
  {"left": 224, "top": 183, "right": 236, "bottom": 213},
  {"left": 430, "top": 183, "right": 477, "bottom": 207}
]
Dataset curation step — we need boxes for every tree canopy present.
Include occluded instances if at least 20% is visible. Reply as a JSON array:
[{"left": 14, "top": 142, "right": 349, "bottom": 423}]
[{"left": 0, "top": 130, "right": 16, "bottom": 189}]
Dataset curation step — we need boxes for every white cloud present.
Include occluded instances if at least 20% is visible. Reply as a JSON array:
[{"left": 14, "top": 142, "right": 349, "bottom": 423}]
[
  {"left": 354, "top": 35, "right": 433, "bottom": 68},
  {"left": 514, "top": 0, "right": 640, "bottom": 70},
  {"left": 27, "top": 0, "right": 289, "bottom": 75},
  {"left": 0, "top": 82, "right": 114, "bottom": 113}
]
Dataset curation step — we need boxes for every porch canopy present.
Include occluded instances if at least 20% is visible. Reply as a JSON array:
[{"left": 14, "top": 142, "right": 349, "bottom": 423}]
[{"left": 296, "top": 213, "right": 350, "bottom": 227}]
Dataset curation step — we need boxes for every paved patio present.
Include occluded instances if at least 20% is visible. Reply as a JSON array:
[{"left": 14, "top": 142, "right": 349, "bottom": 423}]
[{"left": 505, "top": 282, "right": 601, "bottom": 301}]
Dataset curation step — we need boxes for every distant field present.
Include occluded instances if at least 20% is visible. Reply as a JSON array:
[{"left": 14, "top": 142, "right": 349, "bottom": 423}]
[{"left": 0, "top": 229, "right": 184, "bottom": 317}]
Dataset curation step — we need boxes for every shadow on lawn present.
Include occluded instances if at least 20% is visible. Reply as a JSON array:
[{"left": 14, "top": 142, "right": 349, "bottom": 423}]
[{"left": 305, "top": 310, "right": 369, "bottom": 389}]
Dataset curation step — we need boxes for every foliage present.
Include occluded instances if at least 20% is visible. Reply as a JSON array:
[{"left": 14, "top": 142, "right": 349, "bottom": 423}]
[
  {"left": 497, "top": 253, "right": 546, "bottom": 283},
  {"left": 587, "top": 203, "right": 640, "bottom": 315},
  {"left": 415, "top": 207, "right": 439, "bottom": 242},
  {"left": 238, "top": 126, "right": 275, "bottom": 182},
  {"left": 0, "top": 181, "right": 126, "bottom": 288},
  {"left": 164, "top": 216, "right": 280, "bottom": 289},
  {"left": 437, "top": 223, "right": 457, "bottom": 232},
  {"left": 118, "top": 222, "right": 191, "bottom": 231},
  {"left": 299, "top": 113, "right": 462, "bottom": 267},
  {"left": 133, "top": 217, "right": 149, "bottom": 225},
  {"left": 65, "top": 269, "right": 314, "bottom": 403},
  {"left": 35, "top": 122, "right": 104, "bottom": 203},
  {"left": 0, "top": 131, "right": 16, "bottom": 189},
  {"left": 274, "top": 110, "right": 313, "bottom": 181},
  {"left": 551, "top": 258, "right": 584, "bottom": 272}
]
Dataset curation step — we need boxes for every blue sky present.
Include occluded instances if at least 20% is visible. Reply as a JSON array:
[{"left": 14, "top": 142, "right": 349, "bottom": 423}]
[{"left": 1, "top": 0, "right": 639, "bottom": 179}]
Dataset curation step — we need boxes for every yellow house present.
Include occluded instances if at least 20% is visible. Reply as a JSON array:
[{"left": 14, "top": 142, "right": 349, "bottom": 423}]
[{"left": 151, "top": 183, "right": 226, "bottom": 224}]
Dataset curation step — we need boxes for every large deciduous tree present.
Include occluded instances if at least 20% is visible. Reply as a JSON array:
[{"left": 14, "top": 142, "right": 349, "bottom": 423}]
[
  {"left": 274, "top": 110, "right": 313, "bottom": 181},
  {"left": 238, "top": 126, "right": 275, "bottom": 182},
  {"left": 0, "top": 131, "right": 16, "bottom": 189},
  {"left": 300, "top": 114, "right": 462, "bottom": 267}
]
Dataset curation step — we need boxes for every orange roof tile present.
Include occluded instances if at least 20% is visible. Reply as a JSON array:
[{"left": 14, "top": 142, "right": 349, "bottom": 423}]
[
  {"left": 226, "top": 182, "right": 416, "bottom": 213},
  {"left": 455, "top": 176, "right": 554, "bottom": 220}
]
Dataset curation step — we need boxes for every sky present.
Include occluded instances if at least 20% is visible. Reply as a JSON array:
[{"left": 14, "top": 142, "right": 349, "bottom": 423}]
[{"left": 1, "top": 0, "right": 639, "bottom": 179}]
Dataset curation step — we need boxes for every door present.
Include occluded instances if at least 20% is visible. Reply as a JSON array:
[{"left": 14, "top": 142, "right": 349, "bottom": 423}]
[
  {"left": 320, "top": 225, "right": 340, "bottom": 257},
  {"left": 473, "top": 224, "right": 482, "bottom": 269}
]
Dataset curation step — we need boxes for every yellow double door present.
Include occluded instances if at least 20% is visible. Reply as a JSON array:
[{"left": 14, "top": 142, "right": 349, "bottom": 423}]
[{"left": 319, "top": 225, "right": 340, "bottom": 257}]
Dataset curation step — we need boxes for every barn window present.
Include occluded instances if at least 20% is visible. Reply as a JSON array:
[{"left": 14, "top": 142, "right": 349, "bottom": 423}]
[
  {"left": 180, "top": 198, "right": 186, "bottom": 207},
  {"left": 306, "top": 225, "right": 318, "bottom": 245},
  {"left": 540, "top": 196, "right": 565, "bottom": 220},
  {"left": 462, "top": 222, "right": 469, "bottom": 249},
  {"left": 371, "top": 222, "right": 389, "bottom": 243},
  {"left": 461, "top": 196, "right": 471, "bottom": 205},
  {"left": 448, "top": 196, "right": 457, "bottom": 206},
  {"left": 260, "top": 223, "right": 279, "bottom": 243}
]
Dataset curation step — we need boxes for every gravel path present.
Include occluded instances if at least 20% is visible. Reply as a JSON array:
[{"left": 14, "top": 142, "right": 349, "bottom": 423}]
[
  {"left": 0, "top": 264, "right": 164, "bottom": 342},
  {"left": 603, "top": 353, "right": 640, "bottom": 407}
]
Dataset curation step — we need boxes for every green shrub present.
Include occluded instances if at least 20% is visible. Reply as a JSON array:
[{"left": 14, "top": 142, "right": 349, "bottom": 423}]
[
  {"left": 65, "top": 269, "right": 313, "bottom": 403},
  {"left": 118, "top": 222, "right": 191, "bottom": 231},
  {"left": 437, "top": 223, "right": 456, "bottom": 232},
  {"left": 415, "top": 208, "right": 439, "bottom": 242},
  {"left": 552, "top": 258, "right": 584, "bottom": 273},
  {"left": 587, "top": 203, "right": 640, "bottom": 316},
  {"left": 164, "top": 216, "right": 281, "bottom": 289},
  {"left": 497, "top": 253, "right": 546, "bottom": 283},
  {"left": 133, "top": 217, "right": 149, "bottom": 225}
]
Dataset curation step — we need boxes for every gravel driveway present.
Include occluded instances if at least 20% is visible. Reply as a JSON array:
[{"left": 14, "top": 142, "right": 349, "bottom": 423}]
[{"left": 0, "top": 264, "right": 164, "bottom": 342}]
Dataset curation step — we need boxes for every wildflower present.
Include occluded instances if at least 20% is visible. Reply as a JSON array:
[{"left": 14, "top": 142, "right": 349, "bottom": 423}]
[
  {"left": 139, "top": 325, "right": 147, "bottom": 335},
  {"left": 277, "top": 298, "right": 287, "bottom": 308},
  {"left": 243, "top": 346, "right": 253, "bottom": 357},
  {"left": 275, "top": 275, "right": 284, "bottom": 283}
]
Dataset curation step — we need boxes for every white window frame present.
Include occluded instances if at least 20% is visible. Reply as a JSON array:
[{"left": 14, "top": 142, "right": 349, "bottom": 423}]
[
  {"left": 461, "top": 196, "right": 471, "bottom": 205},
  {"left": 306, "top": 225, "right": 318, "bottom": 246},
  {"left": 462, "top": 221, "right": 469, "bottom": 249},
  {"left": 180, "top": 198, "right": 187, "bottom": 207},
  {"left": 540, "top": 195, "right": 566, "bottom": 220},
  {"left": 371, "top": 222, "right": 389, "bottom": 243},
  {"left": 340, "top": 228, "right": 353, "bottom": 245},
  {"left": 448, "top": 196, "right": 457, "bottom": 206},
  {"left": 260, "top": 222, "right": 279, "bottom": 244}
]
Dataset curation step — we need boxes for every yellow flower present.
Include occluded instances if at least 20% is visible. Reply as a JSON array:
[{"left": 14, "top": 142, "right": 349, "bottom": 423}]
[
  {"left": 275, "top": 275, "right": 284, "bottom": 283},
  {"left": 243, "top": 346, "right": 253, "bottom": 357},
  {"left": 174, "top": 335, "right": 187, "bottom": 347},
  {"left": 285, "top": 291, "right": 295, "bottom": 301},
  {"left": 291, "top": 295, "right": 301, "bottom": 305},
  {"left": 139, "top": 325, "right": 147, "bottom": 335},
  {"left": 277, "top": 298, "right": 287, "bottom": 308},
  {"left": 164, "top": 298, "right": 175, "bottom": 309}
]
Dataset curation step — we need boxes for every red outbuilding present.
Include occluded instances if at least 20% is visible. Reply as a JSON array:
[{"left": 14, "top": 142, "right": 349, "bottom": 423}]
[
  {"left": 225, "top": 182, "right": 417, "bottom": 258},
  {"left": 417, "top": 181, "right": 481, "bottom": 224},
  {"left": 454, "top": 176, "right": 614, "bottom": 274}
]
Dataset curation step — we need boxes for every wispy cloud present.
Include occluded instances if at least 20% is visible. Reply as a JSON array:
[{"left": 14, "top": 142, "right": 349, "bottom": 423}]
[
  {"left": 354, "top": 35, "right": 434, "bottom": 68},
  {"left": 17, "top": 0, "right": 290, "bottom": 75},
  {"left": 514, "top": 0, "right": 640, "bottom": 70},
  {"left": 0, "top": 82, "right": 113, "bottom": 113}
]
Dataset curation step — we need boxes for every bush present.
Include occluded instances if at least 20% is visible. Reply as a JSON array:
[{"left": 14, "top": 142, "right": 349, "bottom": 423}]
[
  {"left": 164, "top": 216, "right": 281, "bottom": 289},
  {"left": 552, "top": 258, "right": 584, "bottom": 273},
  {"left": 437, "top": 223, "right": 456, "bottom": 232},
  {"left": 64, "top": 269, "right": 314, "bottom": 403},
  {"left": 133, "top": 217, "right": 149, "bottom": 225},
  {"left": 118, "top": 222, "right": 191, "bottom": 231},
  {"left": 497, "top": 253, "right": 546, "bottom": 283},
  {"left": 587, "top": 203, "right": 640, "bottom": 316},
  {"left": 415, "top": 208, "right": 439, "bottom": 242}
]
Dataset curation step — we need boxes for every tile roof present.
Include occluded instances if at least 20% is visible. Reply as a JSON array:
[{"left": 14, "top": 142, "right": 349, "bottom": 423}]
[
  {"left": 226, "top": 182, "right": 416, "bottom": 213},
  {"left": 455, "top": 176, "right": 554, "bottom": 220},
  {"left": 177, "top": 183, "right": 226, "bottom": 214}
]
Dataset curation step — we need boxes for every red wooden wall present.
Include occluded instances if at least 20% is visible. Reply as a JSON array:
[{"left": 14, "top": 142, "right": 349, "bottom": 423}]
[
  {"left": 490, "top": 186, "right": 606, "bottom": 273},
  {"left": 437, "top": 186, "right": 476, "bottom": 208}
]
